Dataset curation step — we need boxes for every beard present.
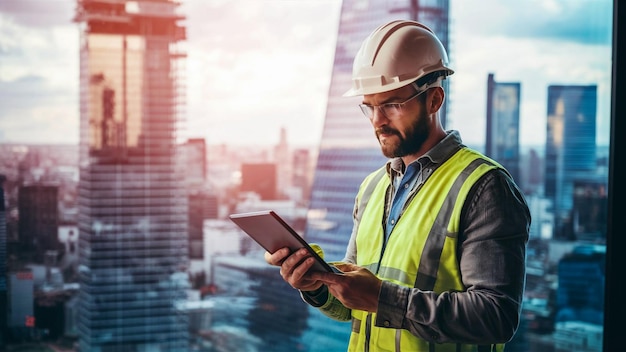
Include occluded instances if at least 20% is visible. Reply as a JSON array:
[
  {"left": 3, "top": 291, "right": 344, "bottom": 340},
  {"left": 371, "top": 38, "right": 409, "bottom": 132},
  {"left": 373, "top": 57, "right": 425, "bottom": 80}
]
[{"left": 376, "top": 111, "right": 430, "bottom": 158}]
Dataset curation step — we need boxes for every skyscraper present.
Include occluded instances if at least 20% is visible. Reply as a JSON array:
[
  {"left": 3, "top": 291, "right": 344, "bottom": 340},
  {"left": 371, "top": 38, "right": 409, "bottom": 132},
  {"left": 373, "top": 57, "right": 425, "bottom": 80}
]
[
  {"left": 545, "top": 85, "right": 597, "bottom": 238},
  {"left": 188, "top": 192, "right": 218, "bottom": 260},
  {"left": 17, "top": 185, "right": 60, "bottom": 263},
  {"left": 485, "top": 73, "right": 521, "bottom": 184},
  {"left": 571, "top": 179, "right": 607, "bottom": 241},
  {"left": 556, "top": 245, "right": 605, "bottom": 326},
  {"left": 240, "top": 163, "right": 278, "bottom": 200},
  {"left": 303, "top": 1, "right": 451, "bottom": 349},
  {"left": 274, "top": 127, "right": 292, "bottom": 198},
  {"left": 74, "top": 1, "right": 189, "bottom": 350},
  {"left": 181, "top": 138, "right": 207, "bottom": 191},
  {"left": 0, "top": 175, "right": 6, "bottom": 347},
  {"left": 291, "top": 148, "right": 312, "bottom": 204}
]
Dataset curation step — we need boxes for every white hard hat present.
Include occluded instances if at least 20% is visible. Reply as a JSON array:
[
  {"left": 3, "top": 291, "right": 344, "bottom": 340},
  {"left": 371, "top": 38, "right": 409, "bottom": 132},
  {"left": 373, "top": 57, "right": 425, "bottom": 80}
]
[{"left": 344, "top": 20, "right": 454, "bottom": 97}]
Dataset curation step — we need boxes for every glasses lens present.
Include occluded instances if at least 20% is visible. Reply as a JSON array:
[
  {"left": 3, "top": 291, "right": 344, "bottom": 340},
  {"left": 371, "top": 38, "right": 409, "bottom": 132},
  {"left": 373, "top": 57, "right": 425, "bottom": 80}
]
[
  {"left": 359, "top": 104, "right": 375, "bottom": 119},
  {"left": 380, "top": 104, "right": 402, "bottom": 119}
]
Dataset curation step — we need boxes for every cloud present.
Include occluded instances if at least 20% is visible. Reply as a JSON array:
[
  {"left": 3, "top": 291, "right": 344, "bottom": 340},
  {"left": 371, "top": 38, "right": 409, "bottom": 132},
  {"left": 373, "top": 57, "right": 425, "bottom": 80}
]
[
  {"left": 0, "top": 0, "right": 341, "bottom": 146},
  {"left": 0, "top": 75, "right": 78, "bottom": 144},
  {"left": 0, "top": 5, "right": 79, "bottom": 144},
  {"left": 453, "top": 0, "right": 612, "bottom": 45},
  {"left": 0, "top": 19, "right": 78, "bottom": 83},
  {"left": 448, "top": 33, "right": 612, "bottom": 147},
  {"left": 0, "top": 0, "right": 74, "bottom": 28},
  {"left": 183, "top": 0, "right": 341, "bottom": 146},
  {"left": 0, "top": 0, "right": 613, "bottom": 148}
]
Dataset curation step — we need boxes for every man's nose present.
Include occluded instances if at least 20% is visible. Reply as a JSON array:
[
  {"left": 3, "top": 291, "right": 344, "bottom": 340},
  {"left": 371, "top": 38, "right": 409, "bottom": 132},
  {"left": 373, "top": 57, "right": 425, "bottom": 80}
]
[{"left": 370, "top": 107, "right": 388, "bottom": 126}]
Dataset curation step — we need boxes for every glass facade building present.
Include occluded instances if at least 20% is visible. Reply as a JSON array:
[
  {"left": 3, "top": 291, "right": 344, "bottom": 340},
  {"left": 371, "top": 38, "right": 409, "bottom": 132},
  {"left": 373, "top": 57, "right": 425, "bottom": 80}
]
[
  {"left": 74, "top": 1, "right": 189, "bottom": 350},
  {"left": 545, "top": 85, "right": 598, "bottom": 238},
  {"left": 485, "top": 73, "right": 521, "bottom": 184},
  {"left": 17, "top": 185, "right": 60, "bottom": 262},
  {"left": 556, "top": 245, "right": 605, "bottom": 326},
  {"left": 210, "top": 255, "right": 310, "bottom": 352},
  {"left": 553, "top": 245, "right": 605, "bottom": 351},
  {"left": 0, "top": 175, "right": 6, "bottom": 348}
]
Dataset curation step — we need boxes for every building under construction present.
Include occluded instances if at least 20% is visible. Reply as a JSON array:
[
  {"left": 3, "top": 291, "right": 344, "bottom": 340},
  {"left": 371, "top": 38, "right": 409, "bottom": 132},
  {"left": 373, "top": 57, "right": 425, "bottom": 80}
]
[{"left": 74, "top": 1, "right": 188, "bottom": 351}]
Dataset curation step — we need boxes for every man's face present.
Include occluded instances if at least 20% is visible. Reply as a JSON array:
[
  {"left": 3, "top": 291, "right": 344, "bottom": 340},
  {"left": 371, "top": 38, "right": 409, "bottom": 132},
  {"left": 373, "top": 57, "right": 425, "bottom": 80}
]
[{"left": 362, "top": 85, "right": 430, "bottom": 159}]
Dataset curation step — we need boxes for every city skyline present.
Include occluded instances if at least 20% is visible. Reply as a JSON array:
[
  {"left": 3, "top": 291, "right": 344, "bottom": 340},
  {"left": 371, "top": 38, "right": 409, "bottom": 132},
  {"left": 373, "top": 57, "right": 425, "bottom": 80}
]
[
  {"left": 0, "top": 2, "right": 613, "bottom": 350},
  {"left": 0, "top": 0, "right": 613, "bottom": 148}
]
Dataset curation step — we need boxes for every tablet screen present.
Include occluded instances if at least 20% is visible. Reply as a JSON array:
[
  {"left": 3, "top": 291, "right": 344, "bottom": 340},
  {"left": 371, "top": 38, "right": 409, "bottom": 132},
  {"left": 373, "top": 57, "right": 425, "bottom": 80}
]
[{"left": 229, "top": 210, "right": 336, "bottom": 273}]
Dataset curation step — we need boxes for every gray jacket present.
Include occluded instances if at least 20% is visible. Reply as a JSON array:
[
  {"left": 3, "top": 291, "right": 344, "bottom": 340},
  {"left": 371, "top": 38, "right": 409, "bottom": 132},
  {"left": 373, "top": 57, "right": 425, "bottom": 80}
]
[{"left": 304, "top": 130, "right": 531, "bottom": 345}]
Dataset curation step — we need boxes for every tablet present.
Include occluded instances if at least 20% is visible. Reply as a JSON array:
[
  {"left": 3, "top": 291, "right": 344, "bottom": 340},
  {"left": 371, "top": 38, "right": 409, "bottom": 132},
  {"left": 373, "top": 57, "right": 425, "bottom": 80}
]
[{"left": 229, "top": 210, "right": 340, "bottom": 273}]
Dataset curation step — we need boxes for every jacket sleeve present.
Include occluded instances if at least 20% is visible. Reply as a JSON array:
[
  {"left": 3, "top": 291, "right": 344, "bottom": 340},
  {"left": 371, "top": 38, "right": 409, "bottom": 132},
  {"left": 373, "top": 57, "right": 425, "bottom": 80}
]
[
  {"left": 301, "top": 286, "right": 353, "bottom": 322},
  {"left": 374, "top": 169, "right": 531, "bottom": 344}
]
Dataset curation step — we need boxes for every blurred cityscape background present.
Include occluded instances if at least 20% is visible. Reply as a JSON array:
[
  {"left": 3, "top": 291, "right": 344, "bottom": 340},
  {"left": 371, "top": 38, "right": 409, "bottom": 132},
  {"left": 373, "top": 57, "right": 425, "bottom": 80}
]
[{"left": 0, "top": 0, "right": 612, "bottom": 351}]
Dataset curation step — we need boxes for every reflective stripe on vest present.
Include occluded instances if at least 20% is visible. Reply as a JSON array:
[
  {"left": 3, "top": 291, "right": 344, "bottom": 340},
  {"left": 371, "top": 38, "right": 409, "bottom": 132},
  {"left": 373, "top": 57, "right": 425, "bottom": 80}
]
[{"left": 348, "top": 147, "right": 506, "bottom": 352}]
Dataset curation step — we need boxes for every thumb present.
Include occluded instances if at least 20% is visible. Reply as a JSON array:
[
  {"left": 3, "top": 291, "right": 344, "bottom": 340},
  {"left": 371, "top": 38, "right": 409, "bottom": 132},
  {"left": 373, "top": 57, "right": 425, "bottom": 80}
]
[
  {"left": 334, "top": 262, "right": 359, "bottom": 272},
  {"left": 310, "top": 271, "right": 341, "bottom": 284}
]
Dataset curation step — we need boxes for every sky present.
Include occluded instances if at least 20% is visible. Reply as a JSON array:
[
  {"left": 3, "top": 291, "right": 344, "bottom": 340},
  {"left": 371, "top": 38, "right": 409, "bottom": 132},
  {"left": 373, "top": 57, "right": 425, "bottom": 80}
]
[{"left": 0, "top": 0, "right": 613, "bottom": 148}]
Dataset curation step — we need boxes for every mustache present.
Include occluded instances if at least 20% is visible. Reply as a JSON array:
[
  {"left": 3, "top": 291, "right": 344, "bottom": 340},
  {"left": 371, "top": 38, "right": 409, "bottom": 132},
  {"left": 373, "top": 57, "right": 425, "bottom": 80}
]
[{"left": 375, "top": 126, "right": 399, "bottom": 136}]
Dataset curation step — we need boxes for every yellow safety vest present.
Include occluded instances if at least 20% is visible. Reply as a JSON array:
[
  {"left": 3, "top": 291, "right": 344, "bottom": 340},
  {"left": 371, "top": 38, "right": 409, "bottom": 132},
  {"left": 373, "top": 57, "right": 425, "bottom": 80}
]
[{"left": 350, "top": 147, "right": 506, "bottom": 352}]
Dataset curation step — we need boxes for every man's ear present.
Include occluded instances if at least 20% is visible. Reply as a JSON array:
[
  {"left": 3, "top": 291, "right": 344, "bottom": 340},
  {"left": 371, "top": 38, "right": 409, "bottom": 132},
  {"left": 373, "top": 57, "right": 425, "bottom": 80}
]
[{"left": 427, "top": 87, "right": 445, "bottom": 114}]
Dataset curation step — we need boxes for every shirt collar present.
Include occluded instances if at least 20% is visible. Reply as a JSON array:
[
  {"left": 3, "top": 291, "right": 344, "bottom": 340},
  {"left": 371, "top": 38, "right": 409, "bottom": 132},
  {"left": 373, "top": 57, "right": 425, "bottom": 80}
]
[{"left": 385, "top": 130, "right": 464, "bottom": 177}]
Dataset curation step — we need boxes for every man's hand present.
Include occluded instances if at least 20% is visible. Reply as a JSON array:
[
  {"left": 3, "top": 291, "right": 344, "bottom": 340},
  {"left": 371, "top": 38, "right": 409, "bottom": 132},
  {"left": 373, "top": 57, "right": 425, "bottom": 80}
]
[
  {"left": 311, "top": 263, "right": 382, "bottom": 313},
  {"left": 265, "top": 247, "right": 324, "bottom": 292}
]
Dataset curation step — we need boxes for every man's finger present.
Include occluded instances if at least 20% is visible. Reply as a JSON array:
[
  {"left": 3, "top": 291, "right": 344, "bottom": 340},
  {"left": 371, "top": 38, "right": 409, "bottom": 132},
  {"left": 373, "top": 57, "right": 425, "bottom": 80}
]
[
  {"left": 311, "top": 271, "right": 342, "bottom": 284},
  {"left": 334, "top": 262, "right": 359, "bottom": 272},
  {"left": 265, "top": 247, "right": 290, "bottom": 265}
]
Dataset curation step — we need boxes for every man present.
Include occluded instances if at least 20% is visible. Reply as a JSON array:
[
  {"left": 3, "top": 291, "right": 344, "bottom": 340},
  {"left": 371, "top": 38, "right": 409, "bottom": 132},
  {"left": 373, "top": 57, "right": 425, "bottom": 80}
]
[{"left": 266, "top": 20, "right": 530, "bottom": 352}]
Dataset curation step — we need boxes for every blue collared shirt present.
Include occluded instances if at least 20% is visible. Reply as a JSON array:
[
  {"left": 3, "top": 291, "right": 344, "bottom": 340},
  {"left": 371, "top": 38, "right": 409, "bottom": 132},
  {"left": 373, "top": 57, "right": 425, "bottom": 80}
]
[{"left": 385, "top": 160, "right": 421, "bottom": 240}]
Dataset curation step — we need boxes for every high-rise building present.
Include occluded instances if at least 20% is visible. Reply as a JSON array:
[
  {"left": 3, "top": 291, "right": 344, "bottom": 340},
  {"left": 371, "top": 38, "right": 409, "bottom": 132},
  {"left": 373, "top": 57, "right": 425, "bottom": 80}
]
[
  {"left": 520, "top": 147, "right": 544, "bottom": 195},
  {"left": 571, "top": 179, "right": 607, "bottom": 242},
  {"left": 274, "top": 127, "right": 292, "bottom": 198},
  {"left": 188, "top": 192, "right": 218, "bottom": 259},
  {"left": 212, "top": 255, "right": 310, "bottom": 352},
  {"left": 485, "top": 73, "right": 521, "bottom": 184},
  {"left": 291, "top": 148, "right": 312, "bottom": 204},
  {"left": 74, "top": 1, "right": 189, "bottom": 350},
  {"left": 0, "top": 175, "right": 6, "bottom": 347},
  {"left": 240, "top": 163, "right": 278, "bottom": 200},
  {"left": 303, "top": 1, "right": 451, "bottom": 348},
  {"left": 181, "top": 138, "right": 207, "bottom": 191},
  {"left": 7, "top": 270, "right": 34, "bottom": 338},
  {"left": 17, "top": 185, "right": 60, "bottom": 263},
  {"left": 555, "top": 245, "right": 605, "bottom": 326},
  {"left": 545, "top": 85, "right": 597, "bottom": 238}
]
